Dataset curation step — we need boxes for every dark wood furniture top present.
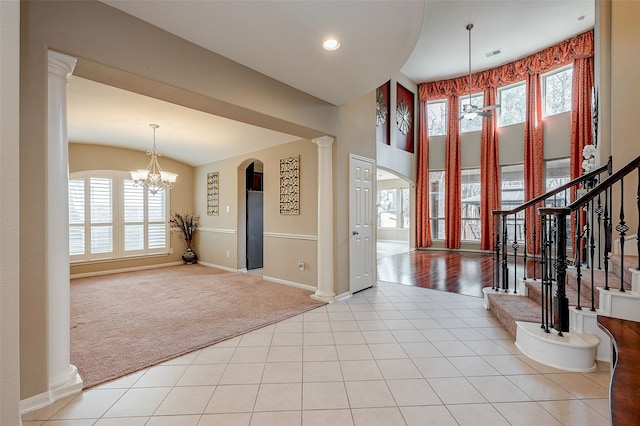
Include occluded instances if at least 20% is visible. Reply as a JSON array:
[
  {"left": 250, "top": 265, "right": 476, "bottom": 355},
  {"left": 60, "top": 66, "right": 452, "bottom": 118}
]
[{"left": 597, "top": 315, "right": 640, "bottom": 426}]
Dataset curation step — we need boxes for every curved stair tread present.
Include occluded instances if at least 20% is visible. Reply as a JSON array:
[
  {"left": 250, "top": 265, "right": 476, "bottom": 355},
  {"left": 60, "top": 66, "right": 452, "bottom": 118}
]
[
  {"left": 486, "top": 293, "right": 541, "bottom": 338},
  {"left": 597, "top": 315, "right": 640, "bottom": 425}
]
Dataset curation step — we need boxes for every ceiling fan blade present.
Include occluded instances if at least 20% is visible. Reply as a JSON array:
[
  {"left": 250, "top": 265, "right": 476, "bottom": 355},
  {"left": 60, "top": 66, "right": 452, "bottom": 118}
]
[
  {"left": 457, "top": 114, "right": 466, "bottom": 122},
  {"left": 480, "top": 104, "right": 501, "bottom": 111},
  {"left": 477, "top": 111, "right": 493, "bottom": 118}
]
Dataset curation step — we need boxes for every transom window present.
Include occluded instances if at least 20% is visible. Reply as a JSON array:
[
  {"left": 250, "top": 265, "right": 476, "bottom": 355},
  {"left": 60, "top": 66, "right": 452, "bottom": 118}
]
[
  {"left": 543, "top": 65, "right": 573, "bottom": 117},
  {"left": 460, "top": 93, "right": 484, "bottom": 133},
  {"left": 427, "top": 100, "right": 447, "bottom": 136},
  {"left": 69, "top": 170, "right": 170, "bottom": 262},
  {"left": 498, "top": 82, "right": 526, "bottom": 127}
]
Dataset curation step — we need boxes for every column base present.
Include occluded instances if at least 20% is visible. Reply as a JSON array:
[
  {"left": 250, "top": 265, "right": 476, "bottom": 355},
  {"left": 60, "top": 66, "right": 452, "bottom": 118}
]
[
  {"left": 20, "top": 365, "right": 83, "bottom": 415},
  {"left": 311, "top": 292, "right": 336, "bottom": 303}
]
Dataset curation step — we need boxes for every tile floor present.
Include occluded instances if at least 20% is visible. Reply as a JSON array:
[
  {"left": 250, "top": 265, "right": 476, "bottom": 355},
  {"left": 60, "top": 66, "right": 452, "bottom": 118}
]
[{"left": 22, "top": 281, "right": 611, "bottom": 426}]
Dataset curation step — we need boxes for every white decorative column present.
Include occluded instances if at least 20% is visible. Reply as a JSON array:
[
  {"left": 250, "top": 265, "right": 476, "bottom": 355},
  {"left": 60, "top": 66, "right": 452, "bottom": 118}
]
[
  {"left": 311, "top": 136, "right": 336, "bottom": 302},
  {"left": 47, "top": 50, "right": 83, "bottom": 399}
]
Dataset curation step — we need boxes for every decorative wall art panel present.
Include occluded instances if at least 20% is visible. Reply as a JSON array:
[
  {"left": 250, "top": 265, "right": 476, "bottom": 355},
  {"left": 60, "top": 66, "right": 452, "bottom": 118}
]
[
  {"left": 206, "top": 171, "right": 219, "bottom": 215},
  {"left": 279, "top": 155, "right": 300, "bottom": 215},
  {"left": 395, "top": 83, "right": 414, "bottom": 153},
  {"left": 376, "top": 80, "right": 390, "bottom": 145}
]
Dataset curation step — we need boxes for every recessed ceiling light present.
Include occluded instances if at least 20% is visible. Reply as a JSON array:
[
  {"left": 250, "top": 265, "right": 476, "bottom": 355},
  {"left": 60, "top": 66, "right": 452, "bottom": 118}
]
[{"left": 323, "top": 39, "right": 341, "bottom": 51}]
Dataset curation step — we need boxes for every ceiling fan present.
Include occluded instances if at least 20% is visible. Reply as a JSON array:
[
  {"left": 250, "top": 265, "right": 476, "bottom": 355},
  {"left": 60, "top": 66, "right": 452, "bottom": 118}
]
[{"left": 458, "top": 24, "right": 500, "bottom": 121}]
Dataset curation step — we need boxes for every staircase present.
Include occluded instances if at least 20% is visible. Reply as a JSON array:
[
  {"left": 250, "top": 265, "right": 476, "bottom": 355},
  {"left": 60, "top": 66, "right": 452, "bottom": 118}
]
[
  {"left": 484, "top": 252, "right": 640, "bottom": 371},
  {"left": 485, "top": 154, "right": 640, "bottom": 373}
]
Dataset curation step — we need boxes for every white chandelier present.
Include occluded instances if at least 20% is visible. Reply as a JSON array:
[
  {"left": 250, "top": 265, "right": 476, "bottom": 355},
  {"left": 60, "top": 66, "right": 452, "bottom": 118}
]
[{"left": 130, "top": 124, "right": 178, "bottom": 195}]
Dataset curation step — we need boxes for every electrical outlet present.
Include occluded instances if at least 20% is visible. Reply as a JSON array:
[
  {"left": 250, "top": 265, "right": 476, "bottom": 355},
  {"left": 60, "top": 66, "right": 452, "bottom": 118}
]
[
  {"left": 298, "top": 260, "right": 305, "bottom": 271},
  {"left": 169, "top": 248, "right": 174, "bottom": 254},
  {"left": 226, "top": 250, "right": 230, "bottom": 258}
]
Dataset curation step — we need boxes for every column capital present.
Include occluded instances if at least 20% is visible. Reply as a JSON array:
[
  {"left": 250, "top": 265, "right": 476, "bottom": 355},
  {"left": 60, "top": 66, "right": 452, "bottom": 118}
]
[
  {"left": 48, "top": 50, "right": 77, "bottom": 81},
  {"left": 312, "top": 135, "right": 334, "bottom": 148}
]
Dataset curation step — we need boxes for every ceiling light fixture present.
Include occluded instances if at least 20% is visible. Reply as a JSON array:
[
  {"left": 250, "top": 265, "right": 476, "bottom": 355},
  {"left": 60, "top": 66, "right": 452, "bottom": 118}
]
[
  {"left": 130, "top": 124, "right": 178, "bottom": 195},
  {"left": 323, "top": 39, "right": 341, "bottom": 51}
]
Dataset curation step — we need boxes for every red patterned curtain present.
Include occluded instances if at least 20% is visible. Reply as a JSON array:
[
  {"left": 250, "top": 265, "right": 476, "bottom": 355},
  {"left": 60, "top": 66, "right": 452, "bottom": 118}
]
[
  {"left": 570, "top": 56, "right": 594, "bottom": 181},
  {"left": 480, "top": 85, "right": 501, "bottom": 250},
  {"left": 445, "top": 94, "right": 461, "bottom": 249},
  {"left": 523, "top": 72, "right": 544, "bottom": 254},
  {"left": 416, "top": 102, "right": 432, "bottom": 247},
  {"left": 416, "top": 31, "right": 593, "bottom": 251},
  {"left": 569, "top": 53, "right": 594, "bottom": 251}
]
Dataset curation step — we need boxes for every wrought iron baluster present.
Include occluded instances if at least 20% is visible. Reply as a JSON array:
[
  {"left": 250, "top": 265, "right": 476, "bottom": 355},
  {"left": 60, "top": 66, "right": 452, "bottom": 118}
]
[
  {"left": 554, "top": 213, "right": 569, "bottom": 336},
  {"left": 596, "top": 193, "right": 603, "bottom": 270},
  {"left": 512, "top": 216, "right": 519, "bottom": 294},
  {"left": 494, "top": 214, "right": 501, "bottom": 291},
  {"left": 616, "top": 177, "right": 628, "bottom": 292},
  {"left": 532, "top": 207, "right": 538, "bottom": 280},
  {"left": 575, "top": 211, "right": 582, "bottom": 311},
  {"left": 589, "top": 199, "right": 596, "bottom": 311},
  {"left": 502, "top": 214, "right": 509, "bottom": 292},
  {"left": 604, "top": 187, "right": 611, "bottom": 291}
]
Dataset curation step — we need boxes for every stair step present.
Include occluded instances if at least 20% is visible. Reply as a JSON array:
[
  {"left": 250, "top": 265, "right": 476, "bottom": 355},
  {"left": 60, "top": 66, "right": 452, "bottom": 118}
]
[
  {"left": 611, "top": 254, "right": 639, "bottom": 290},
  {"left": 515, "top": 321, "right": 598, "bottom": 372},
  {"left": 526, "top": 280, "right": 585, "bottom": 308},
  {"left": 566, "top": 267, "right": 602, "bottom": 308},
  {"left": 486, "top": 292, "right": 541, "bottom": 338}
]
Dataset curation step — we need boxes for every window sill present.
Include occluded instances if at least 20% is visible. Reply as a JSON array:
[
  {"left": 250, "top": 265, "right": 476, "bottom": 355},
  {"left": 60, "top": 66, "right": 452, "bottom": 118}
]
[{"left": 70, "top": 251, "right": 171, "bottom": 266}]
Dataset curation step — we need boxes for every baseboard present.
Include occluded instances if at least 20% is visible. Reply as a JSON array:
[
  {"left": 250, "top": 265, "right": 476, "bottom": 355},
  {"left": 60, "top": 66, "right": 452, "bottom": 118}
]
[
  {"left": 70, "top": 261, "right": 183, "bottom": 279},
  {"left": 197, "top": 261, "right": 241, "bottom": 273},
  {"left": 262, "top": 275, "right": 317, "bottom": 292},
  {"left": 336, "top": 291, "right": 352, "bottom": 301},
  {"left": 20, "top": 366, "right": 83, "bottom": 414}
]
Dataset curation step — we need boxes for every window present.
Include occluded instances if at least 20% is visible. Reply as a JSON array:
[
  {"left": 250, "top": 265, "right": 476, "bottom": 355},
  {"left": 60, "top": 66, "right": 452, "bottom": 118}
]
[
  {"left": 545, "top": 158, "right": 571, "bottom": 207},
  {"left": 460, "top": 93, "right": 484, "bottom": 133},
  {"left": 377, "top": 188, "right": 397, "bottom": 228},
  {"left": 545, "top": 158, "right": 571, "bottom": 246},
  {"left": 427, "top": 100, "right": 447, "bottom": 136},
  {"left": 498, "top": 82, "right": 526, "bottom": 127},
  {"left": 461, "top": 168, "right": 481, "bottom": 241},
  {"left": 377, "top": 186, "right": 410, "bottom": 229},
  {"left": 429, "top": 171, "right": 445, "bottom": 240},
  {"left": 500, "top": 164, "right": 524, "bottom": 243},
  {"left": 543, "top": 65, "right": 573, "bottom": 117},
  {"left": 501, "top": 164, "right": 525, "bottom": 209},
  {"left": 69, "top": 170, "right": 170, "bottom": 262}
]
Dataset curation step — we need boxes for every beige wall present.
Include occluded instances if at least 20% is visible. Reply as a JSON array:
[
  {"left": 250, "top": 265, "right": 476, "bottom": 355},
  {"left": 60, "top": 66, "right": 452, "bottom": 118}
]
[
  {"left": 20, "top": 0, "right": 338, "bottom": 400},
  {"left": 609, "top": 0, "right": 640, "bottom": 236},
  {"left": 194, "top": 139, "right": 318, "bottom": 287},
  {"left": 1, "top": 0, "right": 21, "bottom": 423},
  {"left": 68, "top": 143, "right": 194, "bottom": 276},
  {"left": 336, "top": 92, "right": 378, "bottom": 296}
]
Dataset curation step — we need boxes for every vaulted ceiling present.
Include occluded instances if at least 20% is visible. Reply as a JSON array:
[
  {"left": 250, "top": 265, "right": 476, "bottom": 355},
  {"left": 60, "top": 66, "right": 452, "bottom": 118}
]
[{"left": 68, "top": 1, "right": 594, "bottom": 166}]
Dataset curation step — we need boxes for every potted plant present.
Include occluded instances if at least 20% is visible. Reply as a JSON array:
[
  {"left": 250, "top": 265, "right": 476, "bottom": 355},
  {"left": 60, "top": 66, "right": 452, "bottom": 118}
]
[{"left": 170, "top": 212, "right": 199, "bottom": 264}]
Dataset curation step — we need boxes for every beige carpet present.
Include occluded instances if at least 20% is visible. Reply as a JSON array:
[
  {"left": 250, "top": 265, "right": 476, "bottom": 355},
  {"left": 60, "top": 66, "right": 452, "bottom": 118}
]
[{"left": 71, "top": 264, "right": 325, "bottom": 389}]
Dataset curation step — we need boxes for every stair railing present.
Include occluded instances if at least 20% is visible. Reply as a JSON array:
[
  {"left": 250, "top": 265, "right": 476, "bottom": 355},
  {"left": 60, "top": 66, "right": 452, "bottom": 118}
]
[
  {"left": 539, "top": 154, "right": 640, "bottom": 334},
  {"left": 491, "top": 157, "right": 612, "bottom": 294}
]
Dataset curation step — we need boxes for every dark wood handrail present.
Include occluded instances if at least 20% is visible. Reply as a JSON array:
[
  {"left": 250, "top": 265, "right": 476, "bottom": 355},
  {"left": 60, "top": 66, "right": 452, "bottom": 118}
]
[
  {"left": 492, "top": 157, "right": 612, "bottom": 217},
  {"left": 540, "top": 155, "right": 640, "bottom": 216}
]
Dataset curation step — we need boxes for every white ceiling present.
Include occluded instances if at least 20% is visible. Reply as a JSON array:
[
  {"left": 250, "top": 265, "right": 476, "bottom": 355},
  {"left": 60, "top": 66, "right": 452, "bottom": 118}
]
[{"left": 69, "top": 0, "right": 594, "bottom": 166}]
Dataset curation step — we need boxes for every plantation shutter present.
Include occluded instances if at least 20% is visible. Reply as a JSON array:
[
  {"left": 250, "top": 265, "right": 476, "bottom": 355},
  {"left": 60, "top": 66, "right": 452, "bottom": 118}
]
[
  {"left": 69, "top": 178, "right": 85, "bottom": 256},
  {"left": 89, "top": 177, "right": 113, "bottom": 255},
  {"left": 124, "top": 179, "right": 145, "bottom": 251},
  {"left": 147, "top": 188, "right": 167, "bottom": 249}
]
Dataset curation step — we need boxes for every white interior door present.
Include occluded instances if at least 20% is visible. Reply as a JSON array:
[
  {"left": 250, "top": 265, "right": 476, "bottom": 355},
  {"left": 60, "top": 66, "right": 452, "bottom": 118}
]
[{"left": 349, "top": 155, "right": 375, "bottom": 293}]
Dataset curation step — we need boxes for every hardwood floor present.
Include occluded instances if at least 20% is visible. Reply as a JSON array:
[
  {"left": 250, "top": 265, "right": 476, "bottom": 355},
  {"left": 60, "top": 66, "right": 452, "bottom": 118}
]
[
  {"left": 376, "top": 250, "right": 493, "bottom": 298},
  {"left": 377, "top": 248, "right": 542, "bottom": 298}
]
